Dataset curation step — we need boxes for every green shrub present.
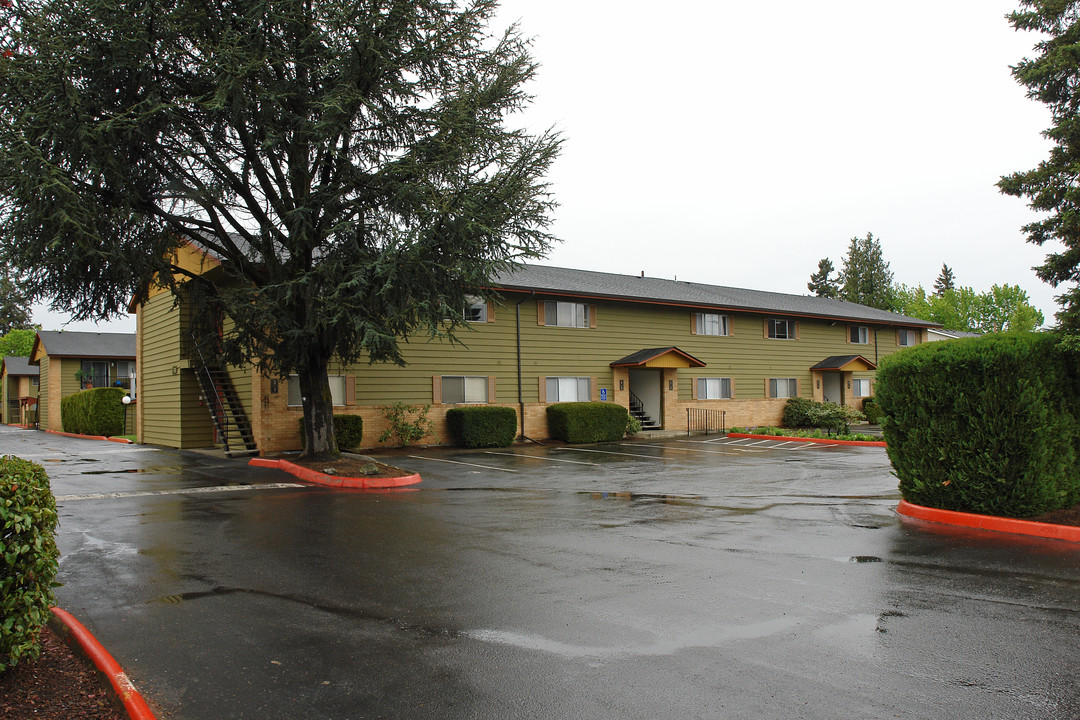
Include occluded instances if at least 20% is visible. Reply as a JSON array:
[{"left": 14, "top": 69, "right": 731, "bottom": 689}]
[
  {"left": 297, "top": 414, "right": 364, "bottom": 451},
  {"left": 876, "top": 333, "right": 1080, "bottom": 518},
  {"left": 862, "top": 397, "right": 885, "bottom": 425},
  {"left": 1, "top": 456, "right": 59, "bottom": 673},
  {"left": 61, "top": 387, "right": 125, "bottom": 436},
  {"left": 445, "top": 406, "right": 517, "bottom": 448},
  {"left": 782, "top": 397, "right": 861, "bottom": 434},
  {"left": 378, "top": 402, "right": 436, "bottom": 447},
  {"left": 547, "top": 402, "right": 629, "bottom": 443}
]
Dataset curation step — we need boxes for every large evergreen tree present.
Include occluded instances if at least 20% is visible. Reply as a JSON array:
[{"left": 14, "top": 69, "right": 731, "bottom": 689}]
[
  {"left": 0, "top": 0, "right": 560, "bottom": 458},
  {"left": 998, "top": 1, "right": 1080, "bottom": 332},
  {"left": 840, "top": 232, "right": 894, "bottom": 310},
  {"left": 807, "top": 258, "right": 839, "bottom": 298},
  {"left": 933, "top": 263, "right": 955, "bottom": 296},
  {"left": 0, "top": 267, "right": 32, "bottom": 335}
]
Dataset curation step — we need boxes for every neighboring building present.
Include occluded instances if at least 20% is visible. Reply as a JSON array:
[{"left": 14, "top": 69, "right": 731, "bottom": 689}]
[
  {"left": 927, "top": 328, "right": 982, "bottom": 342},
  {"left": 29, "top": 331, "right": 137, "bottom": 432},
  {"left": 134, "top": 245, "right": 939, "bottom": 455},
  {"left": 1, "top": 356, "right": 40, "bottom": 426}
]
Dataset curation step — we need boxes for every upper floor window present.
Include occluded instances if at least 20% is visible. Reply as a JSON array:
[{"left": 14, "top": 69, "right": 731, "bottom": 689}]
[
  {"left": 464, "top": 297, "right": 488, "bottom": 323},
  {"left": 696, "top": 377, "right": 732, "bottom": 400},
  {"left": 30, "top": 376, "right": 39, "bottom": 387},
  {"left": 441, "top": 375, "right": 488, "bottom": 404},
  {"left": 544, "top": 301, "right": 590, "bottom": 328},
  {"left": 849, "top": 326, "right": 869, "bottom": 344},
  {"left": 767, "top": 318, "right": 798, "bottom": 340},
  {"left": 897, "top": 329, "right": 917, "bottom": 346},
  {"left": 694, "top": 312, "right": 729, "bottom": 336}
]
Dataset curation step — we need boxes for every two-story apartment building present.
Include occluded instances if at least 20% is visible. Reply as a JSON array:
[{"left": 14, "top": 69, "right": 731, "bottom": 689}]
[
  {"left": 133, "top": 247, "right": 938, "bottom": 454},
  {"left": 1, "top": 356, "right": 39, "bottom": 426}
]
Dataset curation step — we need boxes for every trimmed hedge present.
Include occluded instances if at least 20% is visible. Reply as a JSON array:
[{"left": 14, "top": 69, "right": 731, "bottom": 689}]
[
  {"left": 60, "top": 387, "right": 126, "bottom": 436},
  {"left": 861, "top": 397, "right": 884, "bottom": 425},
  {"left": 298, "top": 414, "right": 364, "bottom": 451},
  {"left": 782, "top": 397, "right": 861, "bottom": 434},
  {"left": 876, "top": 333, "right": 1080, "bottom": 518},
  {"left": 446, "top": 406, "right": 517, "bottom": 448},
  {"left": 547, "top": 402, "right": 629, "bottom": 443},
  {"left": 1, "top": 456, "right": 59, "bottom": 672}
]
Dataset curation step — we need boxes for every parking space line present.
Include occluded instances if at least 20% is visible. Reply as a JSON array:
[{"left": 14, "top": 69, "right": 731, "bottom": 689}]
[
  {"left": 483, "top": 451, "right": 600, "bottom": 466},
  {"left": 621, "top": 443, "right": 741, "bottom": 456},
  {"left": 56, "top": 482, "right": 306, "bottom": 501},
  {"left": 556, "top": 447, "right": 681, "bottom": 461},
  {"left": 407, "top": 455, "right": 519, "bottom": 473}
]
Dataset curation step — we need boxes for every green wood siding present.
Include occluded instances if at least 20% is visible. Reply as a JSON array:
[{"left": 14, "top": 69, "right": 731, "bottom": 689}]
[{"left": 37, "top": 358, "right": 49, "bottom": 429}]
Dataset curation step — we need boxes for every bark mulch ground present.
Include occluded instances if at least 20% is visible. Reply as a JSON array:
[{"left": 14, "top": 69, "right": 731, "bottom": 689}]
[
  {"left": 6, "top": 492, "right": 1077, "bottom": 720},
  {"left": 284, "top": 454, "right": 415, "bottom": 479}
]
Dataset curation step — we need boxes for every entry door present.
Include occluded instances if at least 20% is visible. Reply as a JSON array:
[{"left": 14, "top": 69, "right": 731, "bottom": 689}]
[
  {"left": 628, "top": 369, "right": 662, "bottom": 427},
  {"left": 822, "top": 372, "right": 842, "bottom": 404}
]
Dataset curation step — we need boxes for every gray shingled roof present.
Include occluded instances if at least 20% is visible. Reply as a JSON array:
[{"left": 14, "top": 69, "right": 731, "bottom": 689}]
[
  {"left": 810, "top": 355, "right": 878, "bottom": 371},
  {"left": 494, "top": 265, "right": 939, "bottom": 328},
  {"left": 1, "top": 356, "right": 38, "bottom": 376},
  {"left": 35, "top": 331, "right": 136, "bottom": 359}
]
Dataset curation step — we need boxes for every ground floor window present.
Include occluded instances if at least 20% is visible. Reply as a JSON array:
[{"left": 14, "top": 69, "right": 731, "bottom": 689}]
[
  {"left": 768, "top": 378, "right": 798, "bottom": 399},
  {"left": 696, "top": 377, "right": 732, "bottom": 399},
  {"left": 288, "top": 375, "right": 346, "bottom": 407},
  {"left": 546, "top": 376, "right": 591, "bottom": 402},
  {"left": 441, "top": 375, "right": 489, "bottom": 404},
  {"left": 852, "top": 378, "right": 872, "bottom": 397}
]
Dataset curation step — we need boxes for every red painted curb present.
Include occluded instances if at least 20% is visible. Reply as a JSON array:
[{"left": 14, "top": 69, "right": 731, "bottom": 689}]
[
  {"left": 49, "top": 607, "right": 158, "bottom": 720},
  {"left": 45, "top": 429, "right": 134, "bottom": 444},
  {"left": 727, "top": 432, "right": 886, "bottom": 447},
  {"left": 897, "top": 499, "right": 1080, "bottom": 543},
  {"left": 248, "top": 457, "right": 421, "bottom": 489}
]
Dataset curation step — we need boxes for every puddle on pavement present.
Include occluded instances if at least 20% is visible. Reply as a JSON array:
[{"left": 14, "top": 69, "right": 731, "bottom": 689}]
[
  {"left": 79, "top": 466, "right": 186, "bottom": 475},
  {"left": 837, "top": 555, "right": 883, "bottom": 563},
  {"left": 582, "top": 491, "right": 702, "bottom": 504}
]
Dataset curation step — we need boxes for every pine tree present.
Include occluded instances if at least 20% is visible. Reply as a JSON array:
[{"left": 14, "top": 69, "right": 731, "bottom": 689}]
[
  {"left": 840, "top": 233, "right": 894, "bottom": 310},
  {"left": 933, "top": 264, "right": 955, "bottom": 296},
  {"left": 807, "top": 258, "right": 839, "bottom": 298},
  {"left": 998, "top": 1, "right": 1080, "bottom": 332}
]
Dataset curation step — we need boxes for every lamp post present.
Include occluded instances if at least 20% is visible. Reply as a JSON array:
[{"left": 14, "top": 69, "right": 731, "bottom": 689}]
[{"left": 121, "top": 395, "right": 132, "bottom": 436}]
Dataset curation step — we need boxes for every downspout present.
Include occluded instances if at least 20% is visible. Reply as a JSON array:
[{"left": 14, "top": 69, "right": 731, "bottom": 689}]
[
  {"left": 516, "top": 291, "right": 536, "bottom": 441},
  {"left": 874, "top": 328, "right": 879, "bottom": 365}
]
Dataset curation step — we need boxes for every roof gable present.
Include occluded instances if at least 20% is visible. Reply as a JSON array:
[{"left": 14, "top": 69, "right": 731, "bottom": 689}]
[{"left": 31, "top": 331, "right": 136, "bottom": 363}]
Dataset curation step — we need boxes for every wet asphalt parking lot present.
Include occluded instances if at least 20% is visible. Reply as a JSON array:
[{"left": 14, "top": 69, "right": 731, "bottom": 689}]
[{"left": 2, "top": 425, "right": 1079, "bottom": 719}]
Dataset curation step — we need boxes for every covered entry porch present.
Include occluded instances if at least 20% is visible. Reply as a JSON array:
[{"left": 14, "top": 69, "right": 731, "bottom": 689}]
[
  {"left": 611, "top": 347, "right": 705, "bottom": 431},
  {"left": 809, "top": 355, "right": 876, "bottom": 407}
]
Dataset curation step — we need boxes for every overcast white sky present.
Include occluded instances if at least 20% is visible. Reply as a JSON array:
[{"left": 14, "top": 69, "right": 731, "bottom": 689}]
[{"left": 34, "top": 0, "right": 1062, "bottom": 333}]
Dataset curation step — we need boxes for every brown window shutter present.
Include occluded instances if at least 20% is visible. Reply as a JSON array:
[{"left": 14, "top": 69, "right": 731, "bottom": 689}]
[
  {"left": 590, "top": 305, "right": 597, "bottom": 329},
  {"left": 487, "top": 376, "right": 496, "bottom": 403},
  {"left": 726, "top": 315, "right": 734, "bottom": 337},
  {"left": 538, "top": 376, "right": 546, "bottom": 403},
  {"left": 487, "top": 300, "right": 496, "bottom": 323},
  {"left": 692, "top": 378, "right": 699, "bottom": 400},
  {"left": 432, "top": 375, "right": 442, "bottom": 405},
  {"left": 796, "top": 378, "right": 802, "bottom": 397},
  {"left": 795, "top": 321, "right": 801, "bottom": 340},
  {"left": 591, "top": 377, "right": 598, "bottom": 401},
  {"left": 765, "top": 378, "right": 772, "bottom": 398},
  {"left": 537, "top": 300, "right": 546, "bottom": 326},
  {"left": 690, "top": 313, "right": 698, "bottom": 335},
  {"left": 729, "top": 378, "right": 737, "bottom": 399},
  {"left": 346, "top": 376, "right": 356, "bottom": 406},
  {"left": 763, "top": 318, "right": 769, "bottom": 339},
  {"left": 846, "top": 326, "right": 853, "bottom": 344}
]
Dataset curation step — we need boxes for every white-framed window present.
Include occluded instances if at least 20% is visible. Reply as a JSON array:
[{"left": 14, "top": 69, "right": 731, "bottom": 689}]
[
  {"left": 853, "top": 378, "right": 872, "bottom": 397},
  {"left": 897, "top": 329, "right": 917, "bottom": 346},
  {"left": 464, "top": 296, "right": 488, "bottom": 323},
  {"left": 694, "top": 312, "right": 729, "bottom": 336},
  {"left": 849, "top": 326, "right": 869, "bottom": 344},
  {"left": 30, "top": 376, "right": 39, "bottom": 387},
  {"left": 545, "top": 376, "right": 591, "bottom": 402},
  {"left": 768, "top": 378, "right": 798, "bottom": 398},
  {"left": 441, "top": 375, "right": 489, "bottom": 404},
  {"left": 288, "top": 375, "right": 346, "bottom": 407},
  {"left": 767, "top": 318, "right": 797, "bottom": 340},
  {"left": 696, "top": 377, "right": 732, "bottom": 400},
  {"left": 544, "top": 301, "right": 590, "bottom": 328}
]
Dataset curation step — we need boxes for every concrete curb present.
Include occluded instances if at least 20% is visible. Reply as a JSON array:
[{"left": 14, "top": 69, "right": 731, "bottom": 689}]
[
  {"left": 48, "top": 607, "right": 157, "bottom": 720},
  {"left": 727, "top": 432, "right": 887, "bottom": 447},
  {"left": 44, "top": 429, "right": 134, "bottom": 444},
  {"left": 248, "top": 457, "right": 422, "bottom": 489},
  {"left": 897, "top": 499, "right": 1080, "bottom": 543}
]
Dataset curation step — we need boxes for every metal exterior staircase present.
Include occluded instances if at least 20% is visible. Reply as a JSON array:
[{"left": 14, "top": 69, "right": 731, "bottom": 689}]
[
  {"left": 190, "top": 336, "right": 259, "bottom": 458},
  {"left": 628, "top": 390, "right": 660, "bottom": 430}
]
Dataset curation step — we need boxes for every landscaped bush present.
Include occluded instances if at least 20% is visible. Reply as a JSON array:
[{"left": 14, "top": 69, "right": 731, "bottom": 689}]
[
  {"left": 446, "top": 406, "right": 517, "bottom": 448},
  {"left": 298, "top": 414, "right": 364, "bottom": 451},
  {"left": 876, "top": 333, "right": 1080, "bottom": 518},
  {"left": 547, "top": 402, "right": 629, "bottom": 443},
  {"left": 1, "top": 456, "right": 59, "bottom": 673},
  {"left": 782, "top": 397, "right": 862, "bottom": 434},
  {"left": 60, "top": 387, "right": 125, "bottom": 436},
  {"left": 861, "top": 397, "right": 884, "bottom": 425}
]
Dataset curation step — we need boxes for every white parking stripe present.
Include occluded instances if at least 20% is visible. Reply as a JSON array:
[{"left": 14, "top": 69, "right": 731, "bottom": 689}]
[
  {"left": 56, "top": 482, "right": 305, "bottom": 501},
  {"left": 620, "top": 443, "right": 740, "bottom": 456},
  {"left": 555, "top": 447, "right": 681, "bottom": 461},
  {"left": 484, "top": 451, "right": 599, "bottom": 466},
  {"left": 407, "top": 455, "right": 519, "bottom": 473}
]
